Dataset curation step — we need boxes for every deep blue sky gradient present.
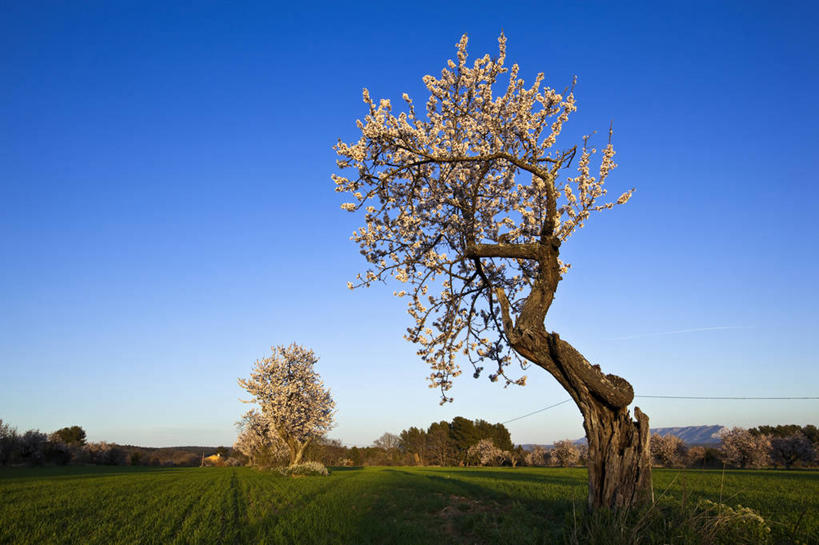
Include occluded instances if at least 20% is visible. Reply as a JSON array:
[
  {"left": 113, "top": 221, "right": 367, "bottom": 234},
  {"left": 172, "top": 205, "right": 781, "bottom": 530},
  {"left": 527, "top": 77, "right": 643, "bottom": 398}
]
[{"left": 1, "top": 1, "right": 817, "bottom": 446}]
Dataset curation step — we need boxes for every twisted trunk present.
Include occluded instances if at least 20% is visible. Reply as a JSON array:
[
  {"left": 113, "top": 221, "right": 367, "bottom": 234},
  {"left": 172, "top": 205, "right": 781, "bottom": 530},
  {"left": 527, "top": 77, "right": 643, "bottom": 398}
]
[
  {"left": 511, "top": 326, "right": 653, "bottom": 509},
  {"left": 468, "top": 237, "right": 652, "bottom": 509}
]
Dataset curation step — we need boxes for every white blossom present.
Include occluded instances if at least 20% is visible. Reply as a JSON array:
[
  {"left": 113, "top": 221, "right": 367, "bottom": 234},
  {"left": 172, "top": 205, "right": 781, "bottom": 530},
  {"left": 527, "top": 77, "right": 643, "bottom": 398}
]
[
  {"left": 238, "top": 343, "right": 335, "bottom": 466},
  {"left": 718, "top": 427, "right": 771, "bottom": 469},
  {"left": 550, "top": 439, "right": 581, "bottom": 467},
  {"left": 334, "top": 33, "right": 633, "bottom": 401},
  {"left": 525, "top": 445, "right": 549, "bottom": 466},
  {"left": 466, "top": 438, "right": 505, "bottom": 466},
  {"left": 650, "top": 433, "right": 688, "bottom": 467}
]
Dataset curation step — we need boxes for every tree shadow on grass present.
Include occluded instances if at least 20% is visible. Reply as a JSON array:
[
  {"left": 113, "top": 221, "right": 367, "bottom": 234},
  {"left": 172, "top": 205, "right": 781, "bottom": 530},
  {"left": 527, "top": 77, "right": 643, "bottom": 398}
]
[
  {"left": 226, "top": 467, "right": 589, "bottom": 545},
  {"left": 405, "top": 470, "right": 582, "bottom": 507},
  {"left": 373, "top": 468, "right": 584, "bottom": 544},
  {"left": 419, "top": 467, "right": 587, "bottom": 485}
]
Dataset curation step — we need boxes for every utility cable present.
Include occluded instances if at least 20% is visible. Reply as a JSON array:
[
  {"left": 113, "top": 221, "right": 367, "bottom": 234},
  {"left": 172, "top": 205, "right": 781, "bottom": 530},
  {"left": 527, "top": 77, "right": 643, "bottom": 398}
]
[
  {"left": 501, "top": 399, "right": 572, "bottom": 424},
  {"left": 637, "top": 395, "right": 819, "bottom": 400},
  {"left": 501, "top": 395, "right": 818, "bottom": 424}
]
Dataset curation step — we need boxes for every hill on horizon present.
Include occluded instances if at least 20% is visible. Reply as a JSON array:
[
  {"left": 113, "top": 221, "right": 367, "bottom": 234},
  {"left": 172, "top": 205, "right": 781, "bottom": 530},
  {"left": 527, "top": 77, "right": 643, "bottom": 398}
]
[{"left": 521, "top": 424, "right": 726, "bottom": 451}]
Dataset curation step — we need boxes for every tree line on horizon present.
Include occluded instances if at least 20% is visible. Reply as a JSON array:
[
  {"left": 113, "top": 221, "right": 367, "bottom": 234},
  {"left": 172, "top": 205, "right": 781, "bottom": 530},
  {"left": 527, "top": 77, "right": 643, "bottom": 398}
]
[
  {"left": 3, "top": 417, "right": 816, "bottom": 471},
  {"left": 0, "top": 420, "right": 235, "bottom": 467},
  {"left": 233, "top": 421, "right": 819, "bottom": 471}
]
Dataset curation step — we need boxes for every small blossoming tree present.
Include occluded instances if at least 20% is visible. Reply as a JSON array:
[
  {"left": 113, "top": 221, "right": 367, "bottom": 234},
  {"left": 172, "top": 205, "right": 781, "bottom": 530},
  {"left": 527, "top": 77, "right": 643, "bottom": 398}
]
[
  {"left": 238, "top": 343, "right": 335, "bottom": 467},
  {"left": 466, "top": 438, "right": 504, "bottom": 466},
  {"left": 719, "top": 427, "right": 771, "bottom": 469},
  {"left": 650, "top": 433, "right": 688, "bottom": 467},
  {"left": 551, "top": 440, "right": 581, "bottom": 467},
  {"left": 335, "top": 33, "right": 650, "bottom": 509},
  {"left": 525, "top": 445, "right": 549, "bottom": 467}
]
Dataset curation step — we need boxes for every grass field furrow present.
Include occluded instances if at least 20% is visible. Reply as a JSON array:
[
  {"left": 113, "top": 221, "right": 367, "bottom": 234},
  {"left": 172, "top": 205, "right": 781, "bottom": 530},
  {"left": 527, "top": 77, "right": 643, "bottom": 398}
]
[
  {"left": 133, "top": 472, "right": 218, "bottom": 545},
  {"left": 1, "top": 466, "right": 816, "bottom": 544}
]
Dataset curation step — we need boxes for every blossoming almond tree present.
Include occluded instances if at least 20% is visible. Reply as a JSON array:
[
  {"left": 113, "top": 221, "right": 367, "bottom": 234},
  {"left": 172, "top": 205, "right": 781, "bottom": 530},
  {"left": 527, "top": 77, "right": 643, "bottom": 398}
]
[
  {"left": 335, "top": 33, "right": 651, "bottom": 509},
  {"left": 719, "top": 427, "right": 771, "bottom": 469},
  {"left": 466, "top": 438, "right": 504, "bottom": 466},
  {"left": 551, "top": 439, "right": 582, "bottom": 467},
  {"left": 650, "top": 433, "right": 688, "bottom": 467},
  {"left": 238, "top": 343, "right": 334, "bottom": 467}
]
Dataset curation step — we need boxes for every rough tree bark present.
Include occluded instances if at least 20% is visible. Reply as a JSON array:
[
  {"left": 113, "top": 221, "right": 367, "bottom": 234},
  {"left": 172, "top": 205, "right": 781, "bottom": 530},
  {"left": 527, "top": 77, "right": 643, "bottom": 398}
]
[{"left": 467, "top": 236, "right": 653, "bottom": 510}]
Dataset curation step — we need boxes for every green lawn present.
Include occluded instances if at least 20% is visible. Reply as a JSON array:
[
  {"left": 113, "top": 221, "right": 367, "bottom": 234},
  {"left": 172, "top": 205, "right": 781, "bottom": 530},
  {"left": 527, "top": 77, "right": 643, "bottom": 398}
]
[{"left": 0, "top": 466, "right": 815, "bottom": 544}]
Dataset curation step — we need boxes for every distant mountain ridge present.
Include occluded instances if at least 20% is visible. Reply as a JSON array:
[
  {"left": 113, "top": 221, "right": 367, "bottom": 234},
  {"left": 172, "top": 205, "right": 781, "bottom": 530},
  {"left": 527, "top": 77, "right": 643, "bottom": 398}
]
[
  {"left": 521, "top": 424, "right": 725, "bottom": 451},
  {"left": 648, "top": 425, "right": 726, "bottom": 446}
]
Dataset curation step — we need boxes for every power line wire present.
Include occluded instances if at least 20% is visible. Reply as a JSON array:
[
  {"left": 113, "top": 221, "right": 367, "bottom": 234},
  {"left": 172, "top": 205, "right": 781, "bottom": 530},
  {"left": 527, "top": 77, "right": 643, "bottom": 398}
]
[
  {"left": 637, "top": 395, "right": 819, "bottom": 400},
  {"left": 501, "top": 395, "right": 818, "bottom": 425},
  {"left": 501, "top": 399, "right": 571, "bottom": 424}
]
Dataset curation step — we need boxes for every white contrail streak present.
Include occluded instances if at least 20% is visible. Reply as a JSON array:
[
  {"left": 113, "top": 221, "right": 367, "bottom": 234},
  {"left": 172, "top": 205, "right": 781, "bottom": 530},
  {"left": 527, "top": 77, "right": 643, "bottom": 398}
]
[{"left": 605, "top": 326, "right": 749, "bottom": 341}]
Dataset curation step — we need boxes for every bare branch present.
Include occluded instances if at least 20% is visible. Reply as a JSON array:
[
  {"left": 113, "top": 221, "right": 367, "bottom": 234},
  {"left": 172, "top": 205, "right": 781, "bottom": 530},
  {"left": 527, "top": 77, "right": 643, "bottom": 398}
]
[{"left": 465, "top": 243, "right": 543, "bottom": 260}]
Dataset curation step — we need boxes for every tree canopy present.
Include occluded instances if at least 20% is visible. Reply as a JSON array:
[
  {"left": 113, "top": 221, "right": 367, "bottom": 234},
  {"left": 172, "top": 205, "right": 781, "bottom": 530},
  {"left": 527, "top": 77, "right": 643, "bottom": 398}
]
[
  {"left": 335, "top": 33, "right": 632, "bottom": 401},
  {"left": 238, "top": 343, "right": 335, "bottom": 466}
]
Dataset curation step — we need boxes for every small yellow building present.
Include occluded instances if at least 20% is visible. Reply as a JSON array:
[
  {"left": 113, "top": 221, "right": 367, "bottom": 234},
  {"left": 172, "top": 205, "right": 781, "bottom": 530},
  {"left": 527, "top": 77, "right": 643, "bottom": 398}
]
[{"left": 202, "top": 453, "right": 224, "bottom": 466}]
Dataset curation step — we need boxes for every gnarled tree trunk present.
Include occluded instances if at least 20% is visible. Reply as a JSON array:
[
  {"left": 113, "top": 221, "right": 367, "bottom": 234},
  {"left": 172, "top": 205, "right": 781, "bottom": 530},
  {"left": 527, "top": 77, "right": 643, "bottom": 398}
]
[
  {"left": 511, "top": 327, "right": 653, "bottom": 509},
  {"left": 584, "top": 399, "right": 652, "bottom": 508},
  {"left": 545, "top": 332, "right": 652, "bottom": 509},
  {"left": 478, "top": 236, "right": 653, "bottom": 510}
]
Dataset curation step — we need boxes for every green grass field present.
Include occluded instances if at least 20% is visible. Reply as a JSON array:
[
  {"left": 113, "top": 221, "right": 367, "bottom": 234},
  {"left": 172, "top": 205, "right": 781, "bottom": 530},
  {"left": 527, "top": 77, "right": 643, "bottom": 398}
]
[{"left": 0, "top": 466, "right": 816, "bottom": 544}]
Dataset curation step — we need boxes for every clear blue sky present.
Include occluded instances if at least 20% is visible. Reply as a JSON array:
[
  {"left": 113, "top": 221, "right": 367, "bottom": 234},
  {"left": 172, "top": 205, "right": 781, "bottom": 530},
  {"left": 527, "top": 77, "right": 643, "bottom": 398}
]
[{"left": 1, "top": 1, "right": 817, "bottom": 447}]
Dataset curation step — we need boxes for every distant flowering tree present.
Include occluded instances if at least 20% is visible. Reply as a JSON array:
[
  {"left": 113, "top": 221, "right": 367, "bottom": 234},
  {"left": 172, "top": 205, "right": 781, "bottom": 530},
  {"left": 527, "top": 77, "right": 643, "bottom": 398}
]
[
  {"left": 238, "top": 343, "right": 335, "bottom": 467},
  {"left": 466, "top": 438, "right": 504, "bottom": 466},
  {"left": 335, "top": 33, "right": 648, "bottom": 509},
  {"left": 525, "top": 445, "right": 549, "bottom": 467},
  {"left": 233, "top": 409, "right": 288, "bottom": 467},
  {"left": 719, "top": 427, "right": 771, "bottom": 469},
  {"left": 551, "top": 440, "right": 581, "bottom": 467},
  {"left": 686, "top": 446, "right": 707, "bottom": 468},
  {"left": 650, "top": 433, "right": 688, "bottom": 467},
  {"left": 82, "top": 441, "right": 128, "bottom": 465},
  {"left": 769, "top": 433, "right": 815, "bottom": 469}
]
